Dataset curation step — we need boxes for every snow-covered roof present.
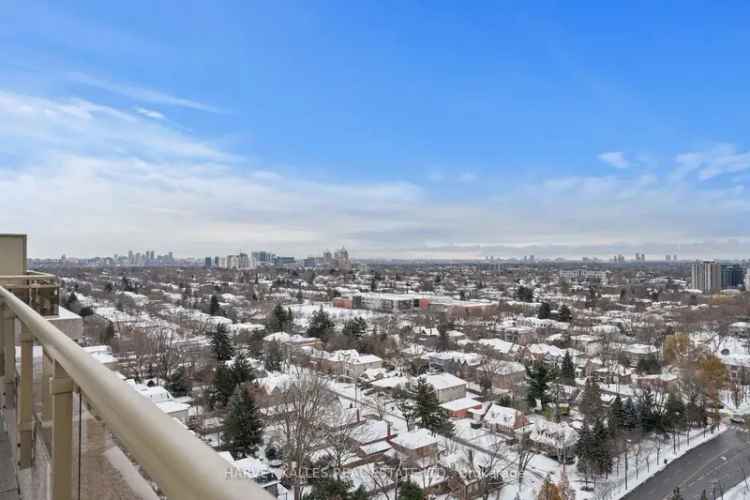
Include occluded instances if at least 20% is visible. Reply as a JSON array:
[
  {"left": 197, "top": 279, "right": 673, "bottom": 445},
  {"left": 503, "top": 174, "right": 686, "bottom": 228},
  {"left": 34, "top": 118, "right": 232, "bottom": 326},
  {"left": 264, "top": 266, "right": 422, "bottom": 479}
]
[
  {"left": 351, "top": 420, "right": 391, "bottom": 444},
  {"left": 82, "top": 345, "right": 117, "bottom": 365},
  {"left": 483, "top": 404, "right": 524, "bottom": 427},
  {"left": 478, "top": 338, "right": 520, "bottom": 355},
  {"left": 390, "top": 428, "right": 438, "bottom": 450},
  {"left": 417, "top": 372, "right": 467, "bottom": 390},
  {"left": 372, "top": 376, "right": 408, "bottom": 389},
  {"left": 529, "top": 420, "right": 579, "bottom": 448},
  {"left": 440, "top": 397, "right": 482, "bottom": 412}
]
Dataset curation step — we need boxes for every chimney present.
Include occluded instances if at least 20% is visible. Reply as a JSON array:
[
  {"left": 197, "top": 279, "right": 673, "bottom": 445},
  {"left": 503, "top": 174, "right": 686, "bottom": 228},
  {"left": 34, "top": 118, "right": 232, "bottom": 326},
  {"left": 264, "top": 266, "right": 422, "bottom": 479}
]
[
  {"left": 356, "top": 408, "right": 360, "bottom": 423},
  {"left": 386, "top": 420, "right": 392, "bottom": 439}
]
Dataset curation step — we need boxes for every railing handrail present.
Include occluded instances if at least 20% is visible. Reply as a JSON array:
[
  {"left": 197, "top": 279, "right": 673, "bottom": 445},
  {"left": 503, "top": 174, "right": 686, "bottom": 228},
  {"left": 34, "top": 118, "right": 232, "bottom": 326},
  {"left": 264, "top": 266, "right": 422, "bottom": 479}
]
[
  {"left": 0, "top": 285, "right": 272, "bottom": 500},
  {"left": 0, "top": 272, "right": 58, "bottom": 286}
]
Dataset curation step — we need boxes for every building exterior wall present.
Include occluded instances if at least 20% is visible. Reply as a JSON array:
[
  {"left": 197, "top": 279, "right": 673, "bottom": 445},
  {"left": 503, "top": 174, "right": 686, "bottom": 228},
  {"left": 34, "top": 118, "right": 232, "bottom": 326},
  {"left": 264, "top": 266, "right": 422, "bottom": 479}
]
[
  {"left": 447, "top": 403, "right": 483, "bottom": 419},
  {"left": 0, "top": 234, "right": 26, "bottom": 275},
  {"left": 346, "top": 359, "right": 383, "bottom": 378},
  {"left": 436, "top": 384, "right": 466, "bottom": 403}
]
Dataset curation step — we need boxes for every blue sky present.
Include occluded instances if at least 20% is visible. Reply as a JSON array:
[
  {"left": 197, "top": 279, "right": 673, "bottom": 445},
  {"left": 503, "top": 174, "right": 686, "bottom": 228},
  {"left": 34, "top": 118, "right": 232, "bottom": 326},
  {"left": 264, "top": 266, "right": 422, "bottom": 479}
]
[{"left": 1, "top": 1, "right": 749, "bottom": 258}]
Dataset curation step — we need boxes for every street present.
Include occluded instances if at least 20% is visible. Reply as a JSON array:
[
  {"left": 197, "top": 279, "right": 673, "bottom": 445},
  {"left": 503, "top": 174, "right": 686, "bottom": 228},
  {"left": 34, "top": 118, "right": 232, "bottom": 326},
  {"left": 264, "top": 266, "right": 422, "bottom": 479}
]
[{"left": 623, "top": 428, "right": 750, "bottom": 500}]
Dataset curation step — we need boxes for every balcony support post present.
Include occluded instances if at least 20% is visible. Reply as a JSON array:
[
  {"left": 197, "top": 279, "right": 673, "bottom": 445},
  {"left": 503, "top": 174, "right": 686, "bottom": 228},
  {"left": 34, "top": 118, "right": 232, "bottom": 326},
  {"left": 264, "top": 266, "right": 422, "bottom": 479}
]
[
  {"left": 2, "top": 305, "right": 15, "bottom": 409},
  {"left": 18, "top": 325, "right": 34, "bottom": 468},
  {"left": 51, "top": 360, "right": 73, "bottom": 500},
  {"left": 42, "top": 349, "right": 52, "bottom": 422},
  {"left": 0, "top": 303, "right": 4, "bottom": 378}
]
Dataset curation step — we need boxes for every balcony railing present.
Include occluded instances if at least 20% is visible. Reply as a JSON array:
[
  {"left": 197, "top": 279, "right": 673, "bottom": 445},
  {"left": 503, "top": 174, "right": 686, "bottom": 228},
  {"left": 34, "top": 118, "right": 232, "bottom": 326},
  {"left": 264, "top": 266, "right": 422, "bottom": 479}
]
[
  {"left": 0, "top": 283, "right": 272, "bottom": 500},
  {"left": 0, "top": 272, "right": 59, "bottom": 316}
]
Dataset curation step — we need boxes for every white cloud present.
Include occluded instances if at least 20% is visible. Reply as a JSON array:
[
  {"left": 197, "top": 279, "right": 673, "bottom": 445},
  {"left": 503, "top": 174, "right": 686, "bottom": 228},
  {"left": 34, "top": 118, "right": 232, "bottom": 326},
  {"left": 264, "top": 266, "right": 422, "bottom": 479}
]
[
  {"left": 673, "top": 143, "right": 750, "bottom": 181},
  {"left": 67, "top": 72, "right": 222, "bottom": 113},
  {"left": 1, "top": 88, "right": 748, "bottom": 259},
  {"left": 134, "top": 107, "right": 165, "bottom": 120},
  {"left": 598, "top": 151, "right": 630, "bottom": 169}
]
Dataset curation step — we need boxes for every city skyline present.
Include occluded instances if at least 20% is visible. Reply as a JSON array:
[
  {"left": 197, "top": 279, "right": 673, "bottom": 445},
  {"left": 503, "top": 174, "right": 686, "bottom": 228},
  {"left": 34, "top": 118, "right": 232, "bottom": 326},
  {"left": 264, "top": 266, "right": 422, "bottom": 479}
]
[{"left": 2, "top": 2, "right": 750, "bottom": 258}]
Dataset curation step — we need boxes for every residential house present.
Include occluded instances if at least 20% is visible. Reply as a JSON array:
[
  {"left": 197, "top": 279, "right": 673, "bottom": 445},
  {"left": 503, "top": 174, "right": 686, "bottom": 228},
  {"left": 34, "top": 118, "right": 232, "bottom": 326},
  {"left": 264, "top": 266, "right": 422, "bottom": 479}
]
[
  {"left": 389, "top": 428, "right": 439, "bottom": 468},
  {"left": 528, "top": 420, "right": 579, "bottom": 462},
  {"left": 481, "top": 404, "right": 528, "bottom": 434},
  {"left": 414, "top": 373, "right": 467, "bottom": 403}
]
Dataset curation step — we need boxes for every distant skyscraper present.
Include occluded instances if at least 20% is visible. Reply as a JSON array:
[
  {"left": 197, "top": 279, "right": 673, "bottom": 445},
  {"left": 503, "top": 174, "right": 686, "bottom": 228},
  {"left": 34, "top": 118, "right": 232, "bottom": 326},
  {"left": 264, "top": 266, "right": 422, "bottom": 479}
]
[
  {"left": 691, "top": 261, "right": 721, "bottom": 294},
  {"left": 334, "top": 247, "right": 352, "bottom": 271},
  {"left": 721, "top": 264, "right": 745, "bottom": 289},
  {"left": 204, "top": 257, "right": 212, "bottom": 268},
  {"left": 238, "top": 253, "right": 250, "bottom": 269},
  {"left": 252, "top": 251, "right": 276, "bottom": 267}
]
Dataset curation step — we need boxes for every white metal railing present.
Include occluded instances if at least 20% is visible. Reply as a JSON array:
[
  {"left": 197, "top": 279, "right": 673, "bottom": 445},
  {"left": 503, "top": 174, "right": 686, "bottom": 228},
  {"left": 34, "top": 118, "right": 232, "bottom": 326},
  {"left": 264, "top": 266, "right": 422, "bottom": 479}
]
[{"left": 0, "top": 285, "right": 273, "bottom": 500}]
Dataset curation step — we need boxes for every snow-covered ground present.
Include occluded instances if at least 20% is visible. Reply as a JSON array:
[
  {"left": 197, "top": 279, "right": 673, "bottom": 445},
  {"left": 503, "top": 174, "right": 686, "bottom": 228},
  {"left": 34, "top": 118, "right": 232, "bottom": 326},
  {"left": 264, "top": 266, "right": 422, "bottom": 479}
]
[
  {"left": 727, "top": 478, "right": 750, "bottom": 500},
  {"left": 288, "top": 303, "right": 384, "bottom": 328}
]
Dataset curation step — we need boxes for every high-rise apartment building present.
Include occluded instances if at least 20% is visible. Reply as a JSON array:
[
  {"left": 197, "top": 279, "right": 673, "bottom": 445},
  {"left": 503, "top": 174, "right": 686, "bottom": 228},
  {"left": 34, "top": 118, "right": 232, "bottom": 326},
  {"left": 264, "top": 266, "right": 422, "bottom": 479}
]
[
  {"left": 721, "top": 264, "right": 745, "bottom": 289},
  {"left": 691, "top": 261, "right": 721, "bottom": 294}
]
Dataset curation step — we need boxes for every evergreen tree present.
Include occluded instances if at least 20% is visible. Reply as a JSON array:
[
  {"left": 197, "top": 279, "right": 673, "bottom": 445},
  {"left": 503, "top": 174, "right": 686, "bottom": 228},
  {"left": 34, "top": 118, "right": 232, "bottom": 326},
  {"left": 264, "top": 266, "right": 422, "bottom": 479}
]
[
  {"left": 575, "top": 423, "right": 594, "bottom": 486},
  {"left": 537, "top": 302, "right": 552, "bottom": 320},
  {"left": 516, "top": 285, "right": 534, "bottom": 303},
  {"left": 223, "top": 385, "right": 264, "bottom": 459},
  {"left": 65, "top": 292, "right": 79, "bottom": 310},
  {"left": 342, "top": 317, "right": 368, "bottom": 338},
  {"left": 665, "top": 391, "right": 686, "bottom": 432},
  {"left": 526, "top": 362, "right": 551, "bottom": 410},
  {"left": 437, "top": 321, "right": 452, "bottom": 352},
  {"left": 210, "top": 364, "right": 237, "bottom": 408},
  {"left": 305, "top": 477, "right": 367, "bottom": 500},
  {"left": 398, "top": 481, "right": 424, "bottom": 500},
  {"left": 414, "top": 378, "right": 454, "bottom": 435},
  {"left": 211, "top": 323, "right": 235, "bottom": 362},
  {"left": 558, "top": 305, "right": 573, "bottom": 323},
  {"left": 608, "top": 395, "right": 624, "bottom": 438},
  {"left": 579, "top": 377, "right": 604, "bottom": 423},
  {"left": 264, "top": 340, "right": 284, "bottom": 372},
  {"left": 623, "top": 397, "right": 639, "bottom": 430},
  {"left": 266, "top": 304, "right": 292, "bottom": 332},
  {"left": 638, "top": 387, "right": 659, "bottom": 433},
  {"left": 592, "top": 418, "right": 613, "bottom": 476},
  {"left": 560, "top": 351, "right": 576, "bottom": 384},
  {"left": 636, "top": 355, "right": 661, "bottom": 375},
  {"left": 165, "top": 366, "right": 191, "bottom": 397},
  {"left": 209, "top": 294, "right": 222, "bottom": 316},
  {"left": 232, "top": 351, "right": 255, "bottom": 386},
  {"left": 306, "top": 307, "right": 334, "bottom": 340}
]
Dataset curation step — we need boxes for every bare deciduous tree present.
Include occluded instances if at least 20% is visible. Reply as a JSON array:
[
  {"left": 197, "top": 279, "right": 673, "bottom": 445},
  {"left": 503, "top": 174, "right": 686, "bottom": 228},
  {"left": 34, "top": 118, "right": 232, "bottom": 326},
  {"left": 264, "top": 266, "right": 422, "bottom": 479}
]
[{"left": 274, "top": 369, "right": 338, "bottom": 500}]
